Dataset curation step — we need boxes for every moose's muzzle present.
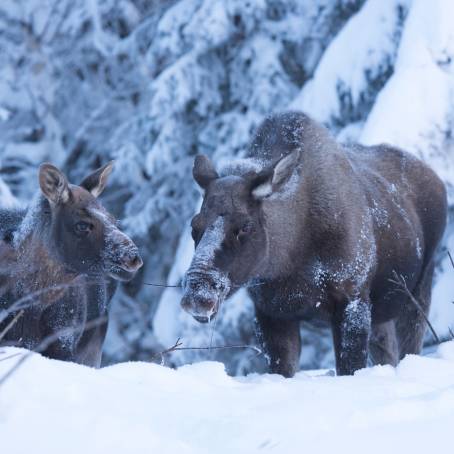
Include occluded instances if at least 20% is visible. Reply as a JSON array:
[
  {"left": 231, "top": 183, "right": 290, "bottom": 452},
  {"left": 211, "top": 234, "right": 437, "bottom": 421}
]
[{"left": 181, "top": 271, "right": 230, "bottom": 323}]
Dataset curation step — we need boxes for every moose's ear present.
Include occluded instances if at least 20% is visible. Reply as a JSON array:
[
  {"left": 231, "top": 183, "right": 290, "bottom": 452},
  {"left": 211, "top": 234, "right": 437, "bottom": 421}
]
[
  {"left": 80, "top": 161, "right": 114, "bottom": 198},
  {"left": 251, "top": 150, "right": 300, "bottom": 199},
  {"left": 39, "top": 163, "right": 71, "bottom": 205},
  {"left": 193, "top": 155, "right": 219, "bottom": 189}
]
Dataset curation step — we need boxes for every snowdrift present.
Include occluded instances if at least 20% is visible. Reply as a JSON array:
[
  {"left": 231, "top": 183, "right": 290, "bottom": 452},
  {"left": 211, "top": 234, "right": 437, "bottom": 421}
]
[{"left": 1, "top": 343, "right": 454, "bottom": 454}]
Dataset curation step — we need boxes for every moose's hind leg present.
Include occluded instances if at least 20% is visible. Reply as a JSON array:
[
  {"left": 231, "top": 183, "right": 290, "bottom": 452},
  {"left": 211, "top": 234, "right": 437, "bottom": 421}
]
[
  {"left": 369, "top": 320, "right": 399, "bottom": 367},
  {"left": 396, "top": 261, "right": 434, "bottom": 360}
]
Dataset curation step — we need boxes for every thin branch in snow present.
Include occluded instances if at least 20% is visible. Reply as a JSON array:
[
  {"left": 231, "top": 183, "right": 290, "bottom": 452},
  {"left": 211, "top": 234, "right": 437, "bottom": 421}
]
[
  {"left": 389, "top": 271, "right": 440, "bottom": 344},
  {"left": 447, "top": 251, "right": 454, "bottom": 306},
  {"left": 448, "top": 327, "right": 454, "bottom": 341},
  {"left": 0, "top": 310, "right": 24, "bottom": 342},
  {"left": 0, "top": 352, "right": 23, "bottom": 363},
  {"left": 150, "top": 338, "right": 263, "bottom": 365},
  {"left": 0, "top": 275, "right": 86, "bottom": 325},
  {"left": 423, "top": 334, "right": 454, "bottom": 348},
  {"left": 150, "top": 337, "right": 184, "bottom": 365},
  {"left": 0, "top": 314, "right": 108, "bottom": 388},
  {"left": 448, "top": 250, "right": 454, "bottom": 270},
  {"left": 174, "top": 344, "right": 263, "bottom": 355}
]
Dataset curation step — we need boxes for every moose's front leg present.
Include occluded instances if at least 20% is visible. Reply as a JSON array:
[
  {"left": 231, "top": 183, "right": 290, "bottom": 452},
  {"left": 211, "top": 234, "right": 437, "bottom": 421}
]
[
  {"left": 255, "top": 308, "right": 301, "bottom": 378},
  {"left": 41, "top": 336, "right": 79, "bottom": 363},
  {"left": 40, "top": 303, "right": 83, "bottom": 364},
  {"left": 332, "top": 298, "right": 371, "bottom": 375}
]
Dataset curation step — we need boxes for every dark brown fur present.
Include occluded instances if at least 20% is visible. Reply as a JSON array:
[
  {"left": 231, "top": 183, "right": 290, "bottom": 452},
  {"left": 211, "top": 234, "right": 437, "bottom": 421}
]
[
  {"left": 182, "top": 112, "right": 447, "bottom": 377},
  {"left": 0, "top": 163, "right": 143, "bottom": 367}
]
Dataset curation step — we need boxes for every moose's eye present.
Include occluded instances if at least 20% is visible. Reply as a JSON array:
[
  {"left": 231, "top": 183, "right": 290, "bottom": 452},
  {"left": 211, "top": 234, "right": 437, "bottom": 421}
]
[
  {"left": 236, "top": 222, "right": 254, "bottom": 241},
  {"left": 74, "top": 221, "right": 92, "bottom": 235}
]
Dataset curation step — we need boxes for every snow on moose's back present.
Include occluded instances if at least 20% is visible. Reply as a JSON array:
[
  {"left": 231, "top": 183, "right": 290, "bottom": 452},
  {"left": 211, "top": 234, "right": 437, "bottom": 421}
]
[{"left": 1, "top": 343, "right": 454, "bottom": 454}]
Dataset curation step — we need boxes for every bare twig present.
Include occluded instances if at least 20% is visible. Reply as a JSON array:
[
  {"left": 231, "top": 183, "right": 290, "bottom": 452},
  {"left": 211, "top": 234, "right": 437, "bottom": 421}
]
[
  {"left": 447, "top": 250, "right": 454, "bottom": 270},
  {"left": 1, "top": 323, "right": 262, "bottom": 388},
  {"left": 0, "top": 314, "right": 108, "bottom": 388},
  {"left": 0, "top": 310, "right": 24, "bottom": 342},
  {"left": 150, "top": 338, "right": 183, "bottom": 363},
  {"left": 151, "top": 338, "right": 263, "bottom": 364},
  {"left": 0, "top": 352, "right": 23, "bottom": 363},
  {"left": 174, "top": 344, "right": 263, "bottom": 355},
  {"left": 0, "top": 275, "right": 90, "bottom": 324},
  {"left": 423, "top": 334, "right": 454, "bottom": 348},
  {"left": 390, "top": 271, "right": 440, "bottom": 343},
  {"left": 448, "top": 327, "right": 454, "bottom": 341}
]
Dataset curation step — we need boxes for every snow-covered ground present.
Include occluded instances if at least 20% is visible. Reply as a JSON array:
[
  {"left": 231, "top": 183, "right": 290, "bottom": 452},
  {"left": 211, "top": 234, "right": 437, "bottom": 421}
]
[{"left": 1, "top": 343, "right": 454, "bottom": 454}]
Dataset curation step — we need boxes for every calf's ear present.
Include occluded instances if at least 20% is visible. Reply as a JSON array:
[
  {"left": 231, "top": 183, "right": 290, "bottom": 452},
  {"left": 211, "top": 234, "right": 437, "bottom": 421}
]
[
  {"left": 252, "top": 150, "right": 300, "bottom": 199},
  {"left": 39, "top": 163, "right": 71, "bottom": 204},
  {"left": 193, "top": 155, "right": 218, "bottom": 189},
  {"left": 80, "top": 161, "right": 114, "bottom": 197}
]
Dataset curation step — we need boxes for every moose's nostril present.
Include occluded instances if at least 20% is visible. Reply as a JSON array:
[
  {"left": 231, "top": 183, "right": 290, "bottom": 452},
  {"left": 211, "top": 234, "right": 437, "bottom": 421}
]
[
  {"left": 198, "top": 298, "right": 216, "bottom": 311},
  {"left": 131, "top": 254, "right": 143, "bottom": 269},
  {"left": 181, "top": 296, "right": 192, "bottom": 311},
  {"left": 122, "top": 252, "right": 143, "bottom": 271},
  {"left": 189, "top": 281, "right": 199, "bottom": 291}
]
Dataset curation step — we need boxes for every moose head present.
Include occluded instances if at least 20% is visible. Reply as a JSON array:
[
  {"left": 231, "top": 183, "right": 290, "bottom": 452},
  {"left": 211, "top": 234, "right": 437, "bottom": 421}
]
[
  {"left": 38, "top": 162, "right": 143, "bottom": 281},
  {"left": 181, "top": 151, "right": 299, "bottom": 322}
]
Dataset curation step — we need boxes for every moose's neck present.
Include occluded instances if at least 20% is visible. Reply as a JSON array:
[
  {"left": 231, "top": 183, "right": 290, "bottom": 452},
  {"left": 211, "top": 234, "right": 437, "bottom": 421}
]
[
  {"left": 255, "top": 128, "right": 356, "bottom": 281},
  {"left": 11, "top": 195, "right": 78, "bottom": 294},
  {"left": 15, "top": 235, "right": 77, "bottom": 294}
]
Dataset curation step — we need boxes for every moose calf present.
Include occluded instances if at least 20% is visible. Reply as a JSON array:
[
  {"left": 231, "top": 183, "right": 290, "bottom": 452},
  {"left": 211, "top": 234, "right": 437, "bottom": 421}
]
[{"left": 0, "top": 162, "right": 142, "bottom": 367}]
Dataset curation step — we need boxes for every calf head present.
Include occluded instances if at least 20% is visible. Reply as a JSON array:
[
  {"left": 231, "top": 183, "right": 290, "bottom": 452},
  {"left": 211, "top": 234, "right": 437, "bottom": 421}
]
[
  {"left": 38, "top": 162, "right": 142, "bottom": 281},
  {"left": 181, "top": 152, "right": 299, "bottom": 322}
]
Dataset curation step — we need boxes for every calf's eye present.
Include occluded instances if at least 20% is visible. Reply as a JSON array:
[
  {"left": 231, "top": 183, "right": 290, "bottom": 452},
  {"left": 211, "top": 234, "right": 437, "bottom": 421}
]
[{"left": 240, "top": 223, "right": 253, "bottom": 234}]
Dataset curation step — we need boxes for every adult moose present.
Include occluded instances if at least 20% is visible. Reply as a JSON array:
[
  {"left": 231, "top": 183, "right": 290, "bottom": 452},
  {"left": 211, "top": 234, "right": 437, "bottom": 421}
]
[
  {"left": 0, "top": 162, "right": 142, "bottom": 367},
  {"left": 181, "top": 111, "right": 447, "bottom": 377}
]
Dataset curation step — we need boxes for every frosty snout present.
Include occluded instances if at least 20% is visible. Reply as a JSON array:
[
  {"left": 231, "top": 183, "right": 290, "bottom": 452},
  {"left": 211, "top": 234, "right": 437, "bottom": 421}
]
[
  {"left": 112, "top": 238, "right": 143, "bottom": 274},
  {"left": 105, "top": 228, "right": 143, "bottom": 281},
  {"left": 181, "top": 294, "right": 217, "bottom": 323},
  {"left": 181, "top": 275, "right": 226, "bottom": 323}
]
